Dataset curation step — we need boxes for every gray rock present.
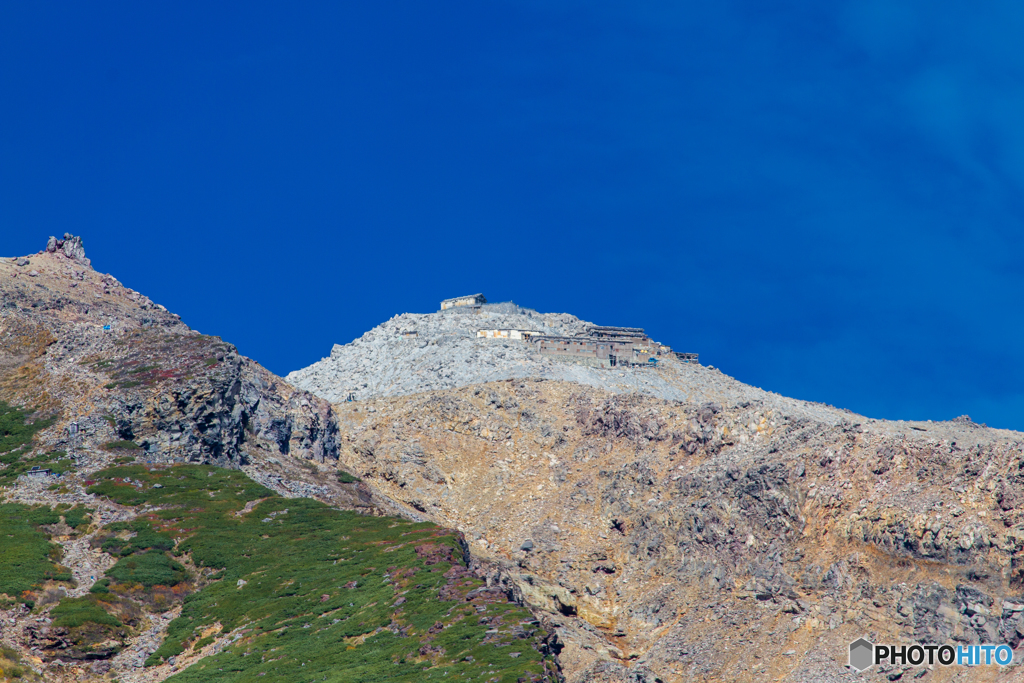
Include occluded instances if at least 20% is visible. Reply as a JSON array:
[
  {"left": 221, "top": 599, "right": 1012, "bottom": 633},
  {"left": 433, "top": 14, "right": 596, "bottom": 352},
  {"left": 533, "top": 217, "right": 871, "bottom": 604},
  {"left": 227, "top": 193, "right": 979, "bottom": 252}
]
[{"left": 61, "top": 233, "right": 89, "bottom": 264}]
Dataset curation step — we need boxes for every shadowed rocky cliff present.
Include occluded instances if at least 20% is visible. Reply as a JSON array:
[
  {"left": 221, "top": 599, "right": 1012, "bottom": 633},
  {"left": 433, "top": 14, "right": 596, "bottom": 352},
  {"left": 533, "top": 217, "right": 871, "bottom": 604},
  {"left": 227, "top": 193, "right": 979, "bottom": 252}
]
[{"left": 1, "top": 236, "right": 339, "bottom": 470}]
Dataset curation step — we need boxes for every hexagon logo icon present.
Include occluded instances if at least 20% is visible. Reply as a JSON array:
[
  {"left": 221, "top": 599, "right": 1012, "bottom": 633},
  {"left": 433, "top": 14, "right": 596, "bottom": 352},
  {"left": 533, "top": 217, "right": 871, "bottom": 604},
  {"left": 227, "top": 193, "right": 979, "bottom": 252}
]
[{"left": 849, "top": 638, "right": 874, "bottom": 672}]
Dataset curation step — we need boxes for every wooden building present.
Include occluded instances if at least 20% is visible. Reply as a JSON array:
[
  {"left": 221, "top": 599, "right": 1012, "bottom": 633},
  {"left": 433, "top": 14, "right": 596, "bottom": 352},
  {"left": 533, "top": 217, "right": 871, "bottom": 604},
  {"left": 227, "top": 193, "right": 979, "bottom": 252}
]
[
  {"left": 440, "top": 293, "right": 487, "bottom": 310},
  {"left": 527, "top": 335, "right": 641, "bottom": 368}
]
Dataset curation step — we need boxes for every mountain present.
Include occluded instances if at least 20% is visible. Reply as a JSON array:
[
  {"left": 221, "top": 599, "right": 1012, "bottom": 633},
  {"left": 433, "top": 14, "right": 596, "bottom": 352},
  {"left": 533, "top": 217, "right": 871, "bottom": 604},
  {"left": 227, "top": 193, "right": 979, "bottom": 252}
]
[
  {"left": 0, "top": 237, "right": 559, "bottom": 683},
  {"left": 4, "top": 237, "right": 1024, "bottom": 683},
  {"left": 290, "top": 300, "right": 1024, "bottom": 682}
]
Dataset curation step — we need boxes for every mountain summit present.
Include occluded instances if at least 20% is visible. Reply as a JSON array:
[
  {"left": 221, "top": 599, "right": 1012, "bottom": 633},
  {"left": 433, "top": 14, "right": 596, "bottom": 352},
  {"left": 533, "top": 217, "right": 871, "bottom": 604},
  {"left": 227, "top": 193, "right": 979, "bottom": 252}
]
[
  {"left": 3, "top": 245, "right": 1024, "bottom": 683},
  {"left": 290, "top": 294, "right": 1024, "bottom": 683}
]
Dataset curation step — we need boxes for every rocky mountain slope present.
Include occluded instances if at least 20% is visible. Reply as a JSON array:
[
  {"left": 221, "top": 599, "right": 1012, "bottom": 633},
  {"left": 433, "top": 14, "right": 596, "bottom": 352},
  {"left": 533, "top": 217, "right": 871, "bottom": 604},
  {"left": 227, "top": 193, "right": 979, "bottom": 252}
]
[
  {"left": 291, "top": 303, "right": 1024, "bottom": 682},
  {"left": 1, "top": 236, "right": 338, "bottom": 470},
  {"left": 6, "top": 236, "right": 1024, "bottom": 683},
  {"left": 286, "top": 304, "right": 708, "bottom": 405},
  {"left": 0, "top": 238, "right": 558, "bottom": 683}
]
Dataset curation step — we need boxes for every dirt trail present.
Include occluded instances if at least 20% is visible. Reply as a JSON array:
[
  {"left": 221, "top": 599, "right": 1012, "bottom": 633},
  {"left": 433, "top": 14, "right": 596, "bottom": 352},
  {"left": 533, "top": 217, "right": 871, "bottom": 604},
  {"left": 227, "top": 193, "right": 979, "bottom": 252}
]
[
  {"left": 59, "top": 536, "right": 117, "bottom": 598},
  {"left": 107, "top": 606, "right": 181, "bottom": 683}
]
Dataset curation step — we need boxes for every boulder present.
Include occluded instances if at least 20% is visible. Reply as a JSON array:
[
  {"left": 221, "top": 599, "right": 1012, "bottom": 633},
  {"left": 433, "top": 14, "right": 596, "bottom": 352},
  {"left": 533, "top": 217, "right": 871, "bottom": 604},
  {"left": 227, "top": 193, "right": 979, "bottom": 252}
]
[{"left": 61, "top": 233, "right": 89, "bottom": 264}]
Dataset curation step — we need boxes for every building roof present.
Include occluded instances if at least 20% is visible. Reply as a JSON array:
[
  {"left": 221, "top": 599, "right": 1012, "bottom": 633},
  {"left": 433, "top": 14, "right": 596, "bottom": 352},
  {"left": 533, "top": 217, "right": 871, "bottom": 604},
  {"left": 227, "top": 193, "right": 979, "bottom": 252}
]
[
  {"left": 527, "top": 335, "right": 632, "bottom": 343},
  {"left": 587, "top": 325, "right": 646, "bottom": 335},
  {"left": 441, "top": 293, "right": 486, "bottom": 304}
]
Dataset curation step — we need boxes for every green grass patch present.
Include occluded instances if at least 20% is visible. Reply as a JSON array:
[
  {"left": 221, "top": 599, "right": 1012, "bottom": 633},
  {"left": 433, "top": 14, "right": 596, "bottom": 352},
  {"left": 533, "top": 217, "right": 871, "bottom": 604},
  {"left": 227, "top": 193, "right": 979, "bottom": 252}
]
[
  {"left": 191, "top": 635, "right": 215, "bottom": 651},
  {"left": 50, "top": 595, "right": 123, "bottom": 628},
  {"left": 107, "top": 551, "right": 187, "bottom": 587},
  {"left": 58, "top": 504, "right": 91, "bottom": 529},
  {"left": 0, "top": 402, "right": 60, "bottom": 485},
  {"left": 337, "top": 470, "right": 361, "bottom": 484},
  {"left": 128, "top": 365, "right": 160, "bottom": 374},
  {"left": 0, "top": 401, "right": 52, "bottom": 454},
  {"left": 47, "top": 592, "right": 128, "bottom": 660},
  {"left": 101, "top": 519, "right": 175, "bottom": 557},
  {"left": 0, "top": 449, "right": 75, "bottom": 485},
  {"left": 102, "top": 440, "right": 141, "bottom": 451},
  {"left": 0, "top": 644, "right": 27, "bottom": 680},
  {"left": 82, "top": 464, "right": 558, "bottom": 682},
  {"left": 0, "top": 504, "right": 77, "bottom": 602}
]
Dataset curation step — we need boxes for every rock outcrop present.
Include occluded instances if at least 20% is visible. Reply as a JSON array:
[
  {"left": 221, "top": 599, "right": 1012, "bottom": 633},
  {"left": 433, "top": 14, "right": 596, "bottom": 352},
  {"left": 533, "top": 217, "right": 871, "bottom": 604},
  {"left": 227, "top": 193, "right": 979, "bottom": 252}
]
[
  {"left": 1, "top": 236, "right": 339, "bottom": 470},
  {"left": 328, "top": 380, "right": 1024, "bottom": 682},
  {"left": 45, "top": 233, "right": 89, "bottom": 265}
]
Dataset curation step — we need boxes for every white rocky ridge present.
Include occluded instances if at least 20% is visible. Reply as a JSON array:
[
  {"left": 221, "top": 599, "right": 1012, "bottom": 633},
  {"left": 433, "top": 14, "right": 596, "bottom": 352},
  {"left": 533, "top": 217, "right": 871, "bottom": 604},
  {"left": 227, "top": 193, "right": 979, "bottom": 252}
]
[
  {"left": 287, "top": 303, "right": 591, "bottom": 401},
  {"left": 287, "top": 302, "right": 858, "bottom": 428}
]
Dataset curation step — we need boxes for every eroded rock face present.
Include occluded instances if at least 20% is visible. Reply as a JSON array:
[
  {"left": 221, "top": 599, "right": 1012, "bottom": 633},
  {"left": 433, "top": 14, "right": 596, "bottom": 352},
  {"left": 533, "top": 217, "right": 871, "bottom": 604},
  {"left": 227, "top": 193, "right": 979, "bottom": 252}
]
[
  {"left": 332, "top": 379, "right": 1024, "bottom": 683},
  {"left": 85, "top": 329, "right": 340, "bottom": 466},
  {"left": 45, "top": 232, "right": 89, "bottom": 265},
  {"left": 0, "top": 242, "right": 339, "bottom": 469}
]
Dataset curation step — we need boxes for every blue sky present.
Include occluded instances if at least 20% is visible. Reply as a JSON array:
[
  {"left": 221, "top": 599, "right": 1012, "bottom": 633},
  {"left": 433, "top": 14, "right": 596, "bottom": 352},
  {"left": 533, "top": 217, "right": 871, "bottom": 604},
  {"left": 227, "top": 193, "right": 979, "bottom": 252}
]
[{"left": 2, "top": 2, "right": 1022, "bottom": 429}]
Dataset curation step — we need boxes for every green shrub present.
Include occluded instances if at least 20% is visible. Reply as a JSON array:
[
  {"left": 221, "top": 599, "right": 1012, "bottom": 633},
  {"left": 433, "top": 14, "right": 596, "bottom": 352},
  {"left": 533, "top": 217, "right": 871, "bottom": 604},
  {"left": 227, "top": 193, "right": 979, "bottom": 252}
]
[
  {"left": 192, "top": 636, "right": 215, "bottom": 651},
  {"left": 102, "top": 440, "right": 141, "bottom": 451},
  {"left": 337, "top": 470, "right": 361, "bottom": 484},
  {"left": 0, "top": 402, "right": 60, "bottom": 485},
  {"left": 0, "top": 401, "right": 52, "bottom": 454},
  {"left": 50, "top": 596, "right": 122, "bottom": 628},
  {"left": 100, "top": 519, "right": 175, "bottom": 556},
  {"left": 82, "top": 464, "right": 557, "bottom": 682},
  {"left": 0, "top": 504, "right": 76, "bottom": 601},
  {"left": 107, "top": 551, "right": 187, "bottom": 587},
  {"left": 62, "top": 505, "right": 91, "bottom": 529}
]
